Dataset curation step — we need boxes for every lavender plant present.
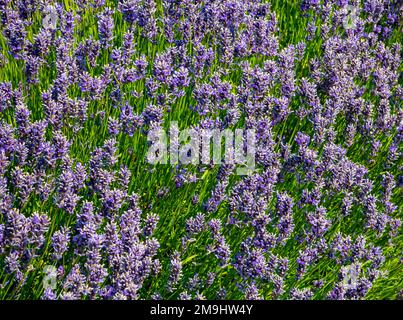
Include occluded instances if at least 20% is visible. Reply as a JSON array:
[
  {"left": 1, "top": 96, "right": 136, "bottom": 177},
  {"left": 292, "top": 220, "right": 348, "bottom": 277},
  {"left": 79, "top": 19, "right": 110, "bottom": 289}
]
[{"left": 0, "top": 0, "right": 401, "bottom": 300}]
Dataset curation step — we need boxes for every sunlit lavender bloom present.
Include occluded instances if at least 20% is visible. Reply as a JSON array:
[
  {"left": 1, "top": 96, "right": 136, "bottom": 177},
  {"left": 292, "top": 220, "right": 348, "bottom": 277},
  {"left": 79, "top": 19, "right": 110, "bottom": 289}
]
[
  {"left": 167, "top": 251, "right": 182, "bottom": 291},
  {"left": 290, "top": 288, "right": 313, "bottom": 300},
  {"left": 98, "top": 8, "right": 114, "bottom": 48},
  {"left": 0, "top": 0, "right": 400, "bottom": 301},
  {"left": 51, "top": 227, "right": 70, "bottom": 261}
]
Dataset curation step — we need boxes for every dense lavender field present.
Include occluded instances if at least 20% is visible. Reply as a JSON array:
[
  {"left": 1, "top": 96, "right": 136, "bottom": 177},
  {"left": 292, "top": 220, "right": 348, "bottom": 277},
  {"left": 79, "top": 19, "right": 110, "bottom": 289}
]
[{"left": 0, "top": 0, "right": 401, "bottom": 300}]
